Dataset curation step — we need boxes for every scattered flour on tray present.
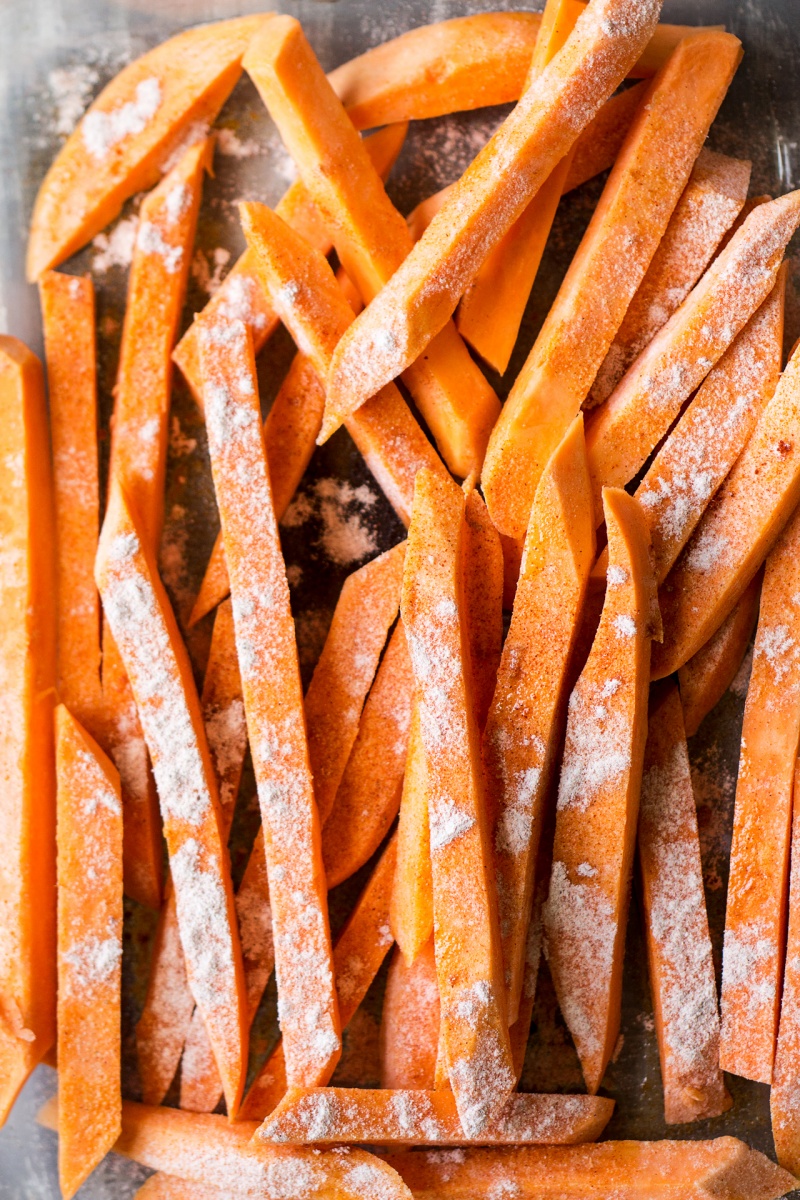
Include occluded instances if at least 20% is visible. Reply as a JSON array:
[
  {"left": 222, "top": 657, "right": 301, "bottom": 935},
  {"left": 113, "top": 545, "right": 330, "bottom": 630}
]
[
  {"left": 48, "top": 63, "right": 100, "bottom": 136},
  {"left": 282, "top": 479, "right": 378, "bottom": 566}
]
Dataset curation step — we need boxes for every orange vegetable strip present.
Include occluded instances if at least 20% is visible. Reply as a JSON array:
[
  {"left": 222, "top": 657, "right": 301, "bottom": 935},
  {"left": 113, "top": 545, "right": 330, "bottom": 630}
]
[
  {"left": 173, "top": 123, "right": 408, "bottom": 406},
  {"left": 678, "top": 572, "right": 761, "bottom": 738},
  {"left": 323, "top": 621, "right": 414, "bottom": 888},
  {"left": 380, "top": 939, "right": 440, "bottom": 1090},
  {"left": 38, "top": 1097, "right": 413, "bottom": 1200},
  {"left": 652, "top": 341, "right": 800, "bottom": 679},
  {"left": 56, "top": 706, "right": 123, "bottom": 1199},
  {"left": 201, "top": 599, "right": 248, "bottom": 832},
  {"left": 325, "top": 0, "right": 664, "bottom": 429},
  {"left": 96, "top": 484, "right": 247, "bottom": 1114},
  {"left": 638, "top": 683, "right": 730, "bottom": 1124},
  {"left": 243, "top": 18, "right": 500, "bottom": 478},
  {"left": 198, "top": 320, "right": 339, "bottom": 1089},
  {"left": 542, "top": 488, "right": 656, "bottom": 1094},
  {"left": 586, "top": 190, "right": 800, "bottom": 521},
  {"left": 590, "top": 149, "right": 750, "bottom": 404},
  {"left": 484, "top": 415, "right": 595, "bottom": 1025},
  {"left": 461, "top": 489, "right": 504, "bottom": 734},
  {"left": 402, "top": 468, "right": 514, "bottom": 1134},
  {"left": 0, "top": 337, "right": 57, "bottom": 1125},
  {"left": 240, "top": 834, "right": 397, "bottom": 1122},
  {"left": 719, "top": 505, "right": 800, "bottom": 1084},
  {"left": 509, "top": 877, "right": 547, "bottom": 1079},
  {"left": 135, "top": 1176, "right": 227, "bottom": 1200},
  {"left": 561, "top": 80, "right": 648, "bottom": 193},
  {"left": 305, "top": 542, "right": 405, "bottom": 824},
  {"left": 387, "top": 1138, "right": 796, "bottom": 1200},
  {"left": 481, "top": 30, "right": 742, "bottom": 541},
  {"left": 771, "top": 759, "right": 800, "bottom": 1175},
  {"left": 39, "top": 271, "right": 103, "bottom": 733},
  {"left": 261, "top": 1086, "right": 614, "bottom": 1147},
  {"left": 240, "top": 200, "right": 448, "bottom": 527},
  {"left": 389, "top": 703, "right": 434, "bottom": 964},
  {"left": 26, "top": 16, "right": 272, "bottom": 280}
]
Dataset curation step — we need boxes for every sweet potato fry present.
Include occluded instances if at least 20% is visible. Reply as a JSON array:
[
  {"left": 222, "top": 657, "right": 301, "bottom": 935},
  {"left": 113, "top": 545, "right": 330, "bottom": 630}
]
[
  {"left": 586, "top": 190, "right": 800, "bottom": 521},
  {"left": 323, "top": 622, "right": 414, "bottom": 888},
  {"left": 261, "top": 1086, "right": 614, "bottom": 1146},
  {"left": 381, "top": 939, "right": 440, "bottom": 1090},
  {"left": 484, "top": 415, "right": 595, "bottom": 1025},
  {"left": 96, "top": 483, "right": 247, "bottom": 1114},
  {"left": 509, "top": 878, "right": 548, "bottom": 1079},
  {"left": 325, "top": 0, "right": 666, "bottom": 429},
  {"left": 56, "top": 706, "right": 123, "bottom": 1199},
  {"left": 590, "top": 150, "right": 750, "bottom": 405},
  {"left": 387, "top": 1138, "right": 796, "bottom": 1200},
  {"left": 305, "top": 542, "right": 405, "bottom": 824},
  {"left": 0, "top": 337, "right": 57, "bottom": 1126},
  {"left": 771, "top": 759, "right": 800, "bottom": 1175},
  {"left": 678, "top": 572, "right": 761, "bottom": 738},
  {"left": 26, "top": 15, "right": 271, "bottom": 280},
  {"left": 652, "top": 341, "right": 800, "bottom": 678},
  {"left": 243, "top": 16, "right": 500, "bottom": 477},
  {"left": 402, "top": 468, "right": 514, "bottom": 1135},
  {"left": 38, "top": 271, "right": 103, "bottom": 733},
  {"left": 542, "top": 488, "right": 656, "bottom": 1094},
  {"left": 719, "top": 505, "right": 800, "bottom": 1084},
  {"left": 240, "top": 200, "right": 448, "bottom": 526},
  {"left": 561, "top": 81, "right": 648, "bottom": 194},
  {"left": 390, "top": 704, "right": 434, "bottom": 965},
  {"left": 198, "top": 319, "right": 339, "bottom": 1088},
  {"left": 201, "top": 599, "right": 248, "bottom": 829},
  {"left": 481, "top": 29, "right": 743, "bottom": 539},
  {"left": 638, "top": 683, "right": 730, "bottom": 1124},
  {"left": 461, "top": 488, "right": 504, "bottom": 733},
  {"left": 173, "top": 123, "right": 408, "bottom": 406}
]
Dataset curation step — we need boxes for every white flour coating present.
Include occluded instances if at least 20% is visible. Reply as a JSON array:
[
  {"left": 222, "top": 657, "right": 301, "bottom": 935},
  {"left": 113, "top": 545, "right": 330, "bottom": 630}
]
[
  {"left": 82, "top": 76, "right": 162, "bottom": 160},
  {"left": 205, "top": 697, "right": 246, "bottom": 816},
  {"left": 92, "top": 215, "right": 139, "bottom": 273},
  {"left": 557, "top": 682, "right": 631, "bottom": 814},
  {"left": 170, "top": 838, "right": 238, "bottom": 1026},
  {"left": 48, "top": 63, "right": 100, "bottom": 136},
  {"left": 62, "top": 934, "right": 121, "bottom": 992},
  {"left": 722, "top": 921, "right": 778, "bottom": 1029},
  {"left": 137, "top": 219, "right": 184, "bottom": 274},
  {"left": 216, "top": 128, "right": 263, "bottom": 158}
]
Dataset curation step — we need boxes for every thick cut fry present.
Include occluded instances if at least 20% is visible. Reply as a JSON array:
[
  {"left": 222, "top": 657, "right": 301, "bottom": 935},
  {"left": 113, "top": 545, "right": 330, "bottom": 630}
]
[
  {"left": 402, "top": 469, "right": 514, "bottom": 1135},
  {"left": 586, "top": 190, "right": 800, "bottom": 520},
  {"left": 461, "top": 489, "right": 504, "bottom": 733},
  {"left": 561, "top": 80, "right": 647, "bottom": 193},
  {"left": 543, "top": 489, "right": 656, "bottom": 1094},
  {"left": 510, "top": 876, "right": 548, "bottom": 1079},
  {"left": 771, "top": 760, "right": 800, "bottom": 1175},
  {"left": 720, "top": 505, "right": 800, "bottom": 1084},
  {"left": 638, "top": 683, "right": 730, "bottom": 1124},
  {"left": 173, "top": 123, "right": 407, "bottom": 406},
  {"left": 323, "top": 622, "right": 414, "bottom": 888},
  {"left": 484, "top": 416, "right": 595, "bottom": 1025},
  {"left": 325, "top": 0, "right": 666, "bottom": 427},
  {"left": 590, "top": 149, "right": 751, "bottom": 404},
  {"left": 26, "top": 16, "right": 271, "bottom": 280},
  {"left": 136, "top": 883, "right": 195, "bottom": 1107},
  {"left": 261, "top": 1087, "right": 614, "bottom": 1146},
  {"left": 679, "top": 573, "right": 761, "bottom": 738},
  {"left": 241, "top": 835, "right": 397, "bottom": 1121},
  {"left": 381, "top": 939, "right": 440, "bottom": 1090},
  {"left": 481, "top": 30, "right": 743, "bottom": 539},
  {"left": 652, "top": 342, "right": 800, "bottom": 679},
  {"left": 243, "top": 18, "right": 500, "bottom": 477},
  {"left": 390, "top": 704, "right": 434, "bottom": 964},
  {"left": 387, "top": 1139, "right": 796, "bottom": 1200},
  {"left": 39, "top": 272, "right": 103, "bottom": 733},
  {"left": 96, "top": 484, "right": 247, "bottom": 1114},
  {"left": 0, "top": 337, "right": 57, "bottom": 1126},
  {"left": 198, "top": 320, "right": 339, "bottom": 1089},
  {"left": 56, "top": 706, "right": 123, "bottom": 1199},
  {"left": 305, "top": 542, "right": 405, "bottom": 824}
]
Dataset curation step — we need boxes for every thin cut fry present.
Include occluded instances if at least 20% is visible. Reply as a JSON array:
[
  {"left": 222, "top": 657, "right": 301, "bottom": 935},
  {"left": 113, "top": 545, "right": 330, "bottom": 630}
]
[
  {"left": 390, "top": 704, "right": 434, "bottom": 964},
  {"left": 402, "top": 468, "right": 515, "bottom": 1135},
  {"left": 771, "top": 759, "right": 800, "bottom": 1175},
  {"left": 720, "top": 505, "right": 800, "bottom": 1084},
  {"left": 201, "top": 599, "right": 248, "bottom": 829},
  {"left": 543, "top": 488, "right": 656, "bottom": 1094},
  {"left": 56, "top": 706, "right": 123, "bottom": 1199},
  {"left": 380, "top": 939, "right": 440, "bottom": 1090},
  {"left": 0, "top": 337, "right": 57, "bottom": 1126},
  {"left": 461, "top": 488, "right": 504, "bottom": 734},
  {"left": 260, "top": 1086, "right": 614, "bottom": 1146},
  {"left": 325, "top": 0, "right": 667, "bottom": 429},
  {"left": 484, "top": 415, "right": 595, "bottom": 1025},
  {"left": 481, "top": 29, "right": 743, "bottom": 539},
  {"left": 638, "top": 683, "right": 730, "bottom": 1124},
  {"left": 96, "top": 483, "right": 247, "bottom": 1115}
]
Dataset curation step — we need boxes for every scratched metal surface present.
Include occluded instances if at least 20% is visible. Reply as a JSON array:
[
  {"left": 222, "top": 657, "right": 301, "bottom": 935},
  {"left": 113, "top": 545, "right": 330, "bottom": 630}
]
[{"left": 1, "top": 0, "right": 800, "bottom": 1195}]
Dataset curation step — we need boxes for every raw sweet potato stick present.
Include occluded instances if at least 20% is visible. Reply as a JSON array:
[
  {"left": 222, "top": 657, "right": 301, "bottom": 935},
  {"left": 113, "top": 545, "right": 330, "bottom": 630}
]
[
  {"left": 198, "top": 318, "right": 340, "bottom": 1088},
  {"left": 484, "top": 415, "right": 595, "bottom": 1025},
  {"left": 389, "top": 704, "right": 434, "bottom": 965},
  {"left": 136, "top": 882, "right": 194, "bottom": 1107},
  {"left": 720, "top": 503, "right": 800, "bottom": 1083},
  {"left": 325, "top": 0, "right": 666, "bottom": 428},
  {"left": 543, "top": 488, "right": 656, "bottom": 1094},
  {"left": 0, "top": 338, "right": 57, "bottom": 1126},
  {"left": 461, "top": 488, "right": 504, "bottom": 734},
  {"left": 380, "top": 939, "right": 440, "bottom": 1090},
  {"left": 243, "top": 16, "right": 500, "bottom": 478},
  {"left": 561, "top": 81, "right": 648, "bottom": 193},
  {"left": 771, "top": 759, "right": 800, "bottom": 1175},
  {"left": 638, "top": 683, "right": 730, "bottom": 1124},
  {"left": 95, "top": 483, "right": 248, "bottom": 1114},
  {"left": 480, "top": 28, "right": 742, "bottom": 540},
  {"left": 55, "top": 706, "right": 123, "bottom": 1199}
]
